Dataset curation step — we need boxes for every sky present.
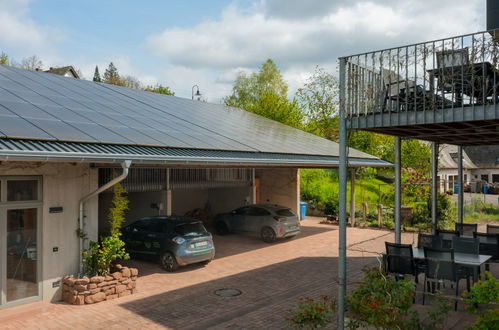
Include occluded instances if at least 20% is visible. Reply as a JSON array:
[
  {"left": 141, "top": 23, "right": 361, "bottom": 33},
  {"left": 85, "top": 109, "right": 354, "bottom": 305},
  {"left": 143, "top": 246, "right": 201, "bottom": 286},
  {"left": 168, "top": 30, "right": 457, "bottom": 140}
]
[{"left": 0, "top": 0, "right": 486, "bottom": 102}]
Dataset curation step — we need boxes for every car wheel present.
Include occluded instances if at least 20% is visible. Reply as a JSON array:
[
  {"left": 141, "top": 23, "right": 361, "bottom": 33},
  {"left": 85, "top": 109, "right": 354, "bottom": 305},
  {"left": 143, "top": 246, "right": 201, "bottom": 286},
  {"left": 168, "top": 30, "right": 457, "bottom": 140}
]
[
  {"left": 261, "top": 227, "right": 276, "bottom": 243},
  {"left": 216, "top": 221, "right": 229, "bottom": 235},
  {"left": 160, "top": 252, "right": 179, "bottom": 272}
]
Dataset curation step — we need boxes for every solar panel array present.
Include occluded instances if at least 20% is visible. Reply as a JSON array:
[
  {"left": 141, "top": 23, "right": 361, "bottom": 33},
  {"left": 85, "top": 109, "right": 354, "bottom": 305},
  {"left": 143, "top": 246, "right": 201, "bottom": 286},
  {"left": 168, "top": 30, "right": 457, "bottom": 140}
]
[{"left": 0, "top": 65, "right": 376, "bottom": 159}]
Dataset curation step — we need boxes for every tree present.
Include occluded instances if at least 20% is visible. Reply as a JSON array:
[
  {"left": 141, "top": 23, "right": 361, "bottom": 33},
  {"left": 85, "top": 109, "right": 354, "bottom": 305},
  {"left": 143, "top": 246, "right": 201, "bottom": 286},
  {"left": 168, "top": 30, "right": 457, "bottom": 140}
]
[
  {"left": 0, "top": 52, "right": 9, "bottom": 66},
  {"left": 103, "top": 62, "right": 123, "bottom": 86},
  {"left": 21, "top": 55, "right": 43, "bottom": 71},
  {"left": 93, "top": 66, "right": 102, "bottom": 82},
  {"left": 297, "top": 66, "right": 339, "bottom": 140},
  {"left": 122, "top": 75, "right": 141, "bottom": 89},
  {"left": 224, "top": 59, "right": 304, "bottom": 129},
  {"left": 143, "top": 84, "right": 175, "bottom": 96}
]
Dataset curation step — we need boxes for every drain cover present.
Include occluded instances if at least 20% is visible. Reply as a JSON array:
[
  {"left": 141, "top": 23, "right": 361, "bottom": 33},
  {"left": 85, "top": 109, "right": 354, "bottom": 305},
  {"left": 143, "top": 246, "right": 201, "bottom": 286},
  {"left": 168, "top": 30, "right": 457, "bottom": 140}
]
[{"left": 214, "top": 288, "right": 242, "bottom": 297}]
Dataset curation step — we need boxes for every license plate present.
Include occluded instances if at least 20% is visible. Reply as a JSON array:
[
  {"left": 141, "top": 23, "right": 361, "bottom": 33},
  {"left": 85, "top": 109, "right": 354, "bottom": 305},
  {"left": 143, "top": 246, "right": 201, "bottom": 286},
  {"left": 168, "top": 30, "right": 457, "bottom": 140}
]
[
  {"left": 287, "top": 226, "right": 298, "bottom": 231},
  {"left": 191, "top": 241, "right": 208, "bottom": 248}
]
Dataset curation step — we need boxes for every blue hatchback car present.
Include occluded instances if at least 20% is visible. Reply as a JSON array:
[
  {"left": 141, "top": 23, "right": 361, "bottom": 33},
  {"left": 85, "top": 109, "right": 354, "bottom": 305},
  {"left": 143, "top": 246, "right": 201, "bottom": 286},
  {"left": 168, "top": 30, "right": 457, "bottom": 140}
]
[{"left": 122, "top": 216, "right": 215, "bottom": 271}]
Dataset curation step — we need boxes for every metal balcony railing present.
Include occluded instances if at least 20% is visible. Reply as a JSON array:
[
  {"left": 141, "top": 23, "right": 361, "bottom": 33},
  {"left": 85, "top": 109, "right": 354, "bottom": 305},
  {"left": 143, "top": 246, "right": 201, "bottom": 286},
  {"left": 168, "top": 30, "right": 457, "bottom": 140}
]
[{"left": 341, "top": 30, "right": 499, "bottom": 118}]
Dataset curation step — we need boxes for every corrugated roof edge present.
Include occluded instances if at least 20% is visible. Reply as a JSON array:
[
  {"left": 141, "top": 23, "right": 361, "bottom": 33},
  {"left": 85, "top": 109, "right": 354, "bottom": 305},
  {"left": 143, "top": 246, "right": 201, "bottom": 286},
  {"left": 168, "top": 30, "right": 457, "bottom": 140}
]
[{"left": 0, "top": 138, "right": 392, "bottom": 168}]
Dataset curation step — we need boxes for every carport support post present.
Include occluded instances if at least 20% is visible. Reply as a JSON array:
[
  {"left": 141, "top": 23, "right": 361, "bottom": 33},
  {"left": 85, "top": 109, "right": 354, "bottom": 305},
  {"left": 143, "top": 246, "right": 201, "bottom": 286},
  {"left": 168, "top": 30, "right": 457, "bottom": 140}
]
[
  {"left": 458, "top": 146, "right": 464, "bottom": 224},
  {"left": 431, "top": 142, "right": 439, "bottom": 232},
  {"left": 394, "top": 137, "right": 401, "bottom": 244},
  {"left": 338, "top": 57, "right": 348, "bottom": 330},
  {"left": 350, "top": 169, "right": 355, "bottom": 227}
]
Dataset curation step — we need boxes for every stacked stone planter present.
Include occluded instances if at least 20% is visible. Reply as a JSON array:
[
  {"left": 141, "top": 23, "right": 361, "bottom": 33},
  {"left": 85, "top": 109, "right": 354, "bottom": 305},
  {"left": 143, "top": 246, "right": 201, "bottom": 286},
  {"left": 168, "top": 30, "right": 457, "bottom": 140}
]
[{"left": 62, "top": 265, "right": 138, "bottom": 305}]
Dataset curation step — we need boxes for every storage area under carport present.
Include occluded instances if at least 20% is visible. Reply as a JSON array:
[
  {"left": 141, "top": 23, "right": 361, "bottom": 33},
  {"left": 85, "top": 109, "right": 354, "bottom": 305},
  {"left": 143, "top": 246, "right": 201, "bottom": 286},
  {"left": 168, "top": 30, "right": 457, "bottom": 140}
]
[{"left": 97, "top": 167, "right": 300, "bottom": 237}]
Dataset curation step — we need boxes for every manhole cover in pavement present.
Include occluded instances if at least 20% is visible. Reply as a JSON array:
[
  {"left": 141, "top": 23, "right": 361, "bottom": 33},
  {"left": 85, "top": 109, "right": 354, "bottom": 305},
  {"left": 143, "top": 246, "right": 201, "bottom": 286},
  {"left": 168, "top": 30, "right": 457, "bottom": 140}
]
[{"left": 214, "top": 288, "right": 242, "bottom": 297}]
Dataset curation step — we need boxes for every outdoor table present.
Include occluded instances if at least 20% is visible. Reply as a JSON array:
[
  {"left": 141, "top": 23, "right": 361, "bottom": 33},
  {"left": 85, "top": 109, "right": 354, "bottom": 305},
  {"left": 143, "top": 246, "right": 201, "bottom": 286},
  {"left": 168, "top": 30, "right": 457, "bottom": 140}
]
[
  {"left": 427, "top": 62, "right": 499, "bottom": 105},
  {"left": 412, "top": 247, "right": 492, "bottom": 282}
]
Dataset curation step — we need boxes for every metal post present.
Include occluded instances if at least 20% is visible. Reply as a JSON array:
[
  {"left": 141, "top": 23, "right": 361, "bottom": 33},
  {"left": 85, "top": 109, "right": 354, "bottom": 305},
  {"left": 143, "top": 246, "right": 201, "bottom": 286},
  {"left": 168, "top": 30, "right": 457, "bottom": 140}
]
[
  {"left": 431, "top": 142, "right": 438, "bottom": 232},
  {"left": 338, "top": 57, "right": 348, "bottom": 330},
  {"left": 350, "top": 169, "right": 355, "bottom": 227},
  {"left": 394, "top": 137, "right": 401, "bottom": 244},
  {"left": 458, "top": 146, "right": 464, "bottom": 224}
]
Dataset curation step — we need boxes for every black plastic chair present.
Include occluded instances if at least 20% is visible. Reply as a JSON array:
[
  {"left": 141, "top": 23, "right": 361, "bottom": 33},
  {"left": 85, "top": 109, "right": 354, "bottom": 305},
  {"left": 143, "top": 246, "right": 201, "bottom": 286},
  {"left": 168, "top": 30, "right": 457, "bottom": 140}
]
[
  {"left": 452, "top": 236, "right": 479, "bottom": 254},
  {"left": 418, "top": 233, "right": 443, "bottom": 249},
  {"left": 436, "top": 229, "right": 460, "bottom": 249},
  {"left": 455, "top": 223, "right": 478, "bottom": 237},
  {"left": 473, "top": 232, "right": 499, "bottom": 271},
  {"left": 487, "top": 224, "right": 499, "bottom": 234},
  {"left": 423, "top": 247, "right": 468, "bottom": 310},
  {"left": 385, "top": 242, "right": 418, "bottom": 281},
  {"left": 452, "top": 236, "right": 480, "bottom": 282}
]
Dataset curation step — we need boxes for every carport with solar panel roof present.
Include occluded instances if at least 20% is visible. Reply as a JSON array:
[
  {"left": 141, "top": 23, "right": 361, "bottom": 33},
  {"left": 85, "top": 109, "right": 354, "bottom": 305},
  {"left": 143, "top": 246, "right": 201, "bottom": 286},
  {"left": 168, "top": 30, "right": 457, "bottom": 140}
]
[{"left": 0, "top": 64, "right": 390, "bottom": 308}]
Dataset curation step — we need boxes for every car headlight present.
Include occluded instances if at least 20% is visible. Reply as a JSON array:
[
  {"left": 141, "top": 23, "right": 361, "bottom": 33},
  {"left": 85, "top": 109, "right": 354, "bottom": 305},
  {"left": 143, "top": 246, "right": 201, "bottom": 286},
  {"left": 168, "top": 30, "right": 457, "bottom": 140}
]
[{"left": 172, "top": 236, "right": 186, "bottom": 245}]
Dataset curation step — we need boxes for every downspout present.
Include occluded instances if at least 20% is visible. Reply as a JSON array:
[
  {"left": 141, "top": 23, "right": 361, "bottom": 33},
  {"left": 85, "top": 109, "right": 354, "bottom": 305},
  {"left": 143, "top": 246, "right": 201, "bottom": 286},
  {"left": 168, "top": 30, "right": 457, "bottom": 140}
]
[{"left": 78, "top": 160, "right": 132, "bottom": 274}]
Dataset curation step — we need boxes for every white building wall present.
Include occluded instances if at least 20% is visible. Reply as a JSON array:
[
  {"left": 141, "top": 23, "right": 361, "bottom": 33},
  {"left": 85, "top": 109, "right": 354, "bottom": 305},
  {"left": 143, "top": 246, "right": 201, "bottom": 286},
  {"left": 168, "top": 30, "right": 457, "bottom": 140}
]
[
  {"left": 0, "top": 162, "right": 98, "bottom": 303},
  {"left": 256, "top": 168, "right": 300, "bottom": 214}
]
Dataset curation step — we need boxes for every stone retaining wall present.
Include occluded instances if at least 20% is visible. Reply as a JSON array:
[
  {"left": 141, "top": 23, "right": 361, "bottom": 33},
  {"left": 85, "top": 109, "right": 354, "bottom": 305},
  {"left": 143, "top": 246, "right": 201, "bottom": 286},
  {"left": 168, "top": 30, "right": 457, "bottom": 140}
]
[{"left": 62, "top": 265, "right": 138, "bottom": 305}]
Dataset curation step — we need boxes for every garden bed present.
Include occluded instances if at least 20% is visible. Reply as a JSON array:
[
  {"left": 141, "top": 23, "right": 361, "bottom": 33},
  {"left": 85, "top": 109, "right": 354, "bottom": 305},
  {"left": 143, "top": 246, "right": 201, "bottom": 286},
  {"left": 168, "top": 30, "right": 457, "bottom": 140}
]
[{"left": 62, "top": 264, "right": 138, "bottom": 305}]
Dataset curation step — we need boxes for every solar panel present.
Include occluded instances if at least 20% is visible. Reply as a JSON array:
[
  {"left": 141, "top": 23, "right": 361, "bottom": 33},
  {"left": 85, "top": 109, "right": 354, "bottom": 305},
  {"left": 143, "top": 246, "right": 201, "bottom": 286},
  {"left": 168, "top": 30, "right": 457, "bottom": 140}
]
[
  {"left": 24, "top": 118, "right": 97, "bottom": 142},
  {"left": 0, "top": 114, "right": 54, "bottom": 139},
  {"left": 65, "top": 121, "right": 133, "bottom": 144},
  {"left": 0, "top": 64, "right": 377, "bottom": 159}
]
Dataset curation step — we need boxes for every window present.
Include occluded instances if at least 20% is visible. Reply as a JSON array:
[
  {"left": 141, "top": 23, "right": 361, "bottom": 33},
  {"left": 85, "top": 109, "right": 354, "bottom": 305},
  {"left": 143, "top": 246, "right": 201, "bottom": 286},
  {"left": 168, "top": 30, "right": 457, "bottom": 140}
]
[
  {"left": 493, "top": 174, "right": 499, "bottom": 183},
  {"left": 7, "top": 180, "right": 39, "bottom": 202},
  {"left": 276, "top": 208, "right": 295, "bottom": 217},
  {"left": 175, "top": 222, "right": 207, "bottom": 236},
  {"left": 481, "top": 174, "right": 489, "bottom": 182},
  {"left": 143, "top": 220, "right": 165, "bottom": 233}
]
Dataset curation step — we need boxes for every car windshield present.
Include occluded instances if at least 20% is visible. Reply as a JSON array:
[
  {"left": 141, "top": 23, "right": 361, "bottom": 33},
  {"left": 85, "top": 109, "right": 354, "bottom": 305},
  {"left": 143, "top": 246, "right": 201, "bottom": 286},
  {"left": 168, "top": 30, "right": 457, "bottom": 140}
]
[
  {"left": 275, "top": 208, "right": 295, "bottom": 217},
  {"left": 175, "top": 222, "right": 207, "bottom": 237}
]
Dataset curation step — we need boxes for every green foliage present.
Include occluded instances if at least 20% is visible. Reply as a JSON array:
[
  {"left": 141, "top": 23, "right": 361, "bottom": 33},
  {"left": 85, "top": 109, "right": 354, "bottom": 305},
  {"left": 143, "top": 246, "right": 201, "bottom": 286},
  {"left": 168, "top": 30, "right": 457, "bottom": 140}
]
[
  {"left": 223, "top": 59, "right": 305, "bottom": 129},
  {"left": 143, "top": 84, "right": 175, "bottom": 95},
  {"left": 296, "top": 66, "right": 339, "bottom": 140},
  {"left": 93, "top": 65, "right": 102, "bottom": 82},
  {"left": 286, "top": 295, "right": 336, "bottom": 329},
  {"left": 346, "top": 267, "right": 415, "bottom": 330},
  {"left": 103, "top": 62, "right": 124, "bottom": 86},
  {"left": 0, "top": 52, "right": 9, "bottom": 65},
  {"left": 83, "top": 182, "right": 130, "bottom": 276},
  {"left": 83, "top": 235, "right": 129, "bottom": 276},
  {"left": 463, "top": 272, "right": 499, "bottom": 330},
  {"left": 300, "top": 169, "right": 339, "bottom": 215},
  {"left": 108, "top": 183, "right": 129, "bottom": 236}
]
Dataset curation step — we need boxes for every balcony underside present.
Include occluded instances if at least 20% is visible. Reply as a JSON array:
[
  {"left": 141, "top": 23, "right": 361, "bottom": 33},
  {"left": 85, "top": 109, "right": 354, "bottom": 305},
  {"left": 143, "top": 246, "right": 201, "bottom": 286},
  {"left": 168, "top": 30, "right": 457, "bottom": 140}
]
[{"left": 348, "top": 104, "right": 499, "bottom": 145}]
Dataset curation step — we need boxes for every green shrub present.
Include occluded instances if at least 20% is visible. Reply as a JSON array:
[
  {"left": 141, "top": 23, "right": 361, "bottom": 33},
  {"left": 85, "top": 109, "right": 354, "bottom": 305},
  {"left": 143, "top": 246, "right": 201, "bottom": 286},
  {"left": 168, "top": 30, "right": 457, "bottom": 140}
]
[
  {"left": 463, "top": 272, "right": 499, "bottom": 330},
  {"left": 346, "top": 267, "right": 415, "bottom": 329},
  {"left": 287, "top": 295, "right": 336, "bottom": 329},
  {"left": 82, "top": 183, "right": 130, "bottom": 276}
]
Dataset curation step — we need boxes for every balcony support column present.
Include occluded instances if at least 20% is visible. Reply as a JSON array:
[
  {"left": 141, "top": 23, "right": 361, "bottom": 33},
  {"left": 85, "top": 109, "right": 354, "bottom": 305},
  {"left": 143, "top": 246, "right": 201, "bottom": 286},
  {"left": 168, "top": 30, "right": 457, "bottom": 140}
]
[
  {"left": 458, "top": 146, "right": 464, "bottom": 224},
  {"left": 394, "top": 137, "right": 401, "bottom": 244},
  {"left": 431, "top": 142, "right": 439, "bottom": 233},
  {"left": 338, "top": 57, "right": 348, "bottom": 330}
]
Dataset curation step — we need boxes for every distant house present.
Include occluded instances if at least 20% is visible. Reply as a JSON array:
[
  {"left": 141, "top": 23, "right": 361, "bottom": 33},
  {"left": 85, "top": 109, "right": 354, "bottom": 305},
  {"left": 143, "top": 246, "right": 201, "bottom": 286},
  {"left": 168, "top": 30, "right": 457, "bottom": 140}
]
[
  {"left": 44, "top": 65, "right": 80, "bottom": 79},
  {"left": 439, "top": 144, "right": 499, "bottom": 192}
]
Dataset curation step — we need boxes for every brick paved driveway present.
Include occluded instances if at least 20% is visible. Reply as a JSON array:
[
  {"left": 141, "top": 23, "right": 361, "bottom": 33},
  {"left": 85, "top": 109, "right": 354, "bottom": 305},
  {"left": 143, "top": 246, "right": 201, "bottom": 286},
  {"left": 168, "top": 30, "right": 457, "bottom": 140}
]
[{"left": 0, "top": 218, "right": 481, "bottom": 329}]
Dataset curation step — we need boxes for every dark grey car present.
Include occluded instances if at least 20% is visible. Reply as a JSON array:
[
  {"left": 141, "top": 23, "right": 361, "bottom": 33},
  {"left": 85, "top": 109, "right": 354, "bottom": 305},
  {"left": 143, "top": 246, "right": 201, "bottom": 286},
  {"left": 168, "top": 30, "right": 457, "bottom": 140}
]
[
  {"left": 215, "top": 204, "right": 300, "bottom": 243},
  {"left": 122, "top": 216, "right": 215, "bottom": 272}
]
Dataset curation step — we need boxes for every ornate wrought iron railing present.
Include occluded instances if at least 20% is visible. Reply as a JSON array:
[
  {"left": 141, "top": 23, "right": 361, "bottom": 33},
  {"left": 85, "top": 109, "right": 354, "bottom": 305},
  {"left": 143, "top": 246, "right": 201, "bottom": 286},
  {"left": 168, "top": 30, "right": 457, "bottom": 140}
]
[{"left": 342, "top": 30, "right": 499, "bottom": 118}]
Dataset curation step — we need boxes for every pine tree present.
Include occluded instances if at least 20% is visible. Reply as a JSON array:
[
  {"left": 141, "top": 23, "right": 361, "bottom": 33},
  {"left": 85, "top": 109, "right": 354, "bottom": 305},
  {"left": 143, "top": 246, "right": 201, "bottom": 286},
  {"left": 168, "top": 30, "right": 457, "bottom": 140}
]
[
  {"left": 103, "top": 62, "right": 122, "bottom": 85},
  {"left": 93, "top": 65, "right": 102, "bottom": 82}
]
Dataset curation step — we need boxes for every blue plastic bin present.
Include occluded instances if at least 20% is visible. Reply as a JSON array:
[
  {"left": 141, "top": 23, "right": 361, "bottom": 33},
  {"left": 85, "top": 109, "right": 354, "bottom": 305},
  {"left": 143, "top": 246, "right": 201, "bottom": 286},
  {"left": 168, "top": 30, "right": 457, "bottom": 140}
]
[
  {"left": 454, "top": 184, "right": 459, "bottom": 194},
  {"left": 299, "top": 201, "right": 307, "bottom": 220},
  {"left": 484, "top": 184, "right": 489, "bottom": 194}
]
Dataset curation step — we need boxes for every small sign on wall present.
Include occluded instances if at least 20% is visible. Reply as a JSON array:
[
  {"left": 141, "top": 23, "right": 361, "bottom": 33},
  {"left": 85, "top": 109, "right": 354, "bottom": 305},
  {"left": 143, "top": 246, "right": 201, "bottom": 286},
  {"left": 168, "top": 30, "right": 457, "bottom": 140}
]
[{"left": 49, "top": 206, "right": 63, "bottom": 213}]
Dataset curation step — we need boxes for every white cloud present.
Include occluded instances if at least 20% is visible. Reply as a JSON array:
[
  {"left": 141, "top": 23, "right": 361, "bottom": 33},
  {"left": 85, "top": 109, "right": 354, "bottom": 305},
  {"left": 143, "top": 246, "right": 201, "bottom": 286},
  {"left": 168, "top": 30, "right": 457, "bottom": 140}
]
[
  {"left": 0, "top": 0, "right": 66, "bottom": 66},
  {"left": 144, "top": 0, "right": 484, "bottom": 101}
]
